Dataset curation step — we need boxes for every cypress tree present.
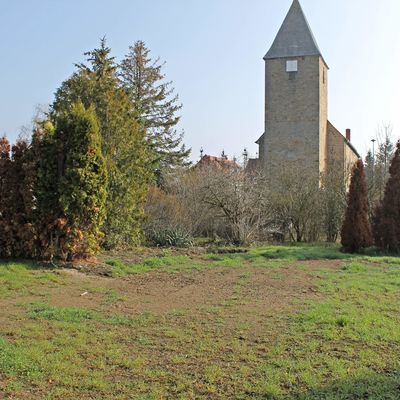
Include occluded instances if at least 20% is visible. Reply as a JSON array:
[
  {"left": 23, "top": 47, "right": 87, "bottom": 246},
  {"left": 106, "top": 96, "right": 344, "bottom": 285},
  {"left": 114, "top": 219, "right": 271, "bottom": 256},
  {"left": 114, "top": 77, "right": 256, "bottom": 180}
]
[
  {"left": 373, "top": 141, "right": 400, "bottom": 253},
  {"left": 341, "top": 159, "right": 373, "bottom": 253},
  {"left": 34, "top": 121, "right": 63, "bottom": 258},
  {"left": 55, "top": 103, "right": 108, "bottom": 259}
]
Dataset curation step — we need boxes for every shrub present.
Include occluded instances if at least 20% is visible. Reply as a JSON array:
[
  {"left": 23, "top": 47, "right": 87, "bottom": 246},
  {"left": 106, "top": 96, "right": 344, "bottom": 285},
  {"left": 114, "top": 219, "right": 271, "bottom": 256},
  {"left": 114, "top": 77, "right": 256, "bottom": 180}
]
[
  {"left": 146, "top": 226, "right": 193, "bottom": 247},
  {"left": 144, "top": 186, "right": 193, "bottom": 247},
  {"left": 0, "top": 137, "right": 38, "bottom": 258},
  {"left": 0, "top": 136, "right": 12, "bottom": 257}
]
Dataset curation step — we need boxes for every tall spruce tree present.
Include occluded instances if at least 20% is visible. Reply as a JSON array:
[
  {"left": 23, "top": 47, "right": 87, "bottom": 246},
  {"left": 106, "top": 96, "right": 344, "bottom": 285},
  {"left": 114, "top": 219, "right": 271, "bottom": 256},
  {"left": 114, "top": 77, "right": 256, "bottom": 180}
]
[
  {"left": 373, "top": 141, "right": 400, "bottom": 253},
  {"left": 52, "top": 39, "right": 152, "bottom": 248},
  {"left": 120, "top": 40, "right": 191, "bottom": 184},
  {"left": 341, "top": 159, "right": 373, "bottom": 253}
]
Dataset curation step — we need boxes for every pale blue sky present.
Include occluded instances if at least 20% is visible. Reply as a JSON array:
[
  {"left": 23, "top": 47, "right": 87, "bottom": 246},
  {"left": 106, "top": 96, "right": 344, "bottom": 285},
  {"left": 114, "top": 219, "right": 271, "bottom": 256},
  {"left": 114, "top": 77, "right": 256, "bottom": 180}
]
[{"left": 1, "top": 0, "right": 399, "bottom": 161}]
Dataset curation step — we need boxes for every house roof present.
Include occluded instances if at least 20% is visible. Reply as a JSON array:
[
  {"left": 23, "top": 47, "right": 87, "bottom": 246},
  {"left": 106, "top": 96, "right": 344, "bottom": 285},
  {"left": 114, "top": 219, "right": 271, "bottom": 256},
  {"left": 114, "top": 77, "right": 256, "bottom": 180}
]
[
  {"left": 197, "top": 155, "right": 239, "bottom": 169},
  {"left": 264, "top": 0, "right": 326, "bottom": 65}
]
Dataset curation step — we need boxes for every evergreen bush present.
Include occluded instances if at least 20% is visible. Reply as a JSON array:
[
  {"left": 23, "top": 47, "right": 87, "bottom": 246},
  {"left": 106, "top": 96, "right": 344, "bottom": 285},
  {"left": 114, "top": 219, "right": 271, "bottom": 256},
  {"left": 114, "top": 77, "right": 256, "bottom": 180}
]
[{"left": 341, "top": 159, "right": 373, "bottom": 253}]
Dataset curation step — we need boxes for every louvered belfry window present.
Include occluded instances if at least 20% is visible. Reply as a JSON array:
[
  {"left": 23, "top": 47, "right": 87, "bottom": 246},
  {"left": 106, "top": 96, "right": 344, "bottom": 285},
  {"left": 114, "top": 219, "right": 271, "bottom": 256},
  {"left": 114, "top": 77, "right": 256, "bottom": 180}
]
[{"left": 286, "top": 60, "right": 298, "bottom": 72}]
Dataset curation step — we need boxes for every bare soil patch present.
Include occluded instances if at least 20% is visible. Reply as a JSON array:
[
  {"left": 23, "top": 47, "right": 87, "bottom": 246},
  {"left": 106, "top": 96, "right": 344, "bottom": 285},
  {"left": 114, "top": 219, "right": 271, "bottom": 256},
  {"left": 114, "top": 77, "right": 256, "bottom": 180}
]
[{"left": 48, "top": 260, "right": 342, "bottom": 318}]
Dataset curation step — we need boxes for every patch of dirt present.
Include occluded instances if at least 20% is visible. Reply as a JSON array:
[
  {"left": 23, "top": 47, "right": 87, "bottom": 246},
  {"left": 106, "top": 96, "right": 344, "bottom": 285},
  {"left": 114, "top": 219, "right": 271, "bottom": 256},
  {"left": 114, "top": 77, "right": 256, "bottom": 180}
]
[
  {"left": 1, "top": 259, "right": 345, "bottom": 344},
  {"left": 44, "top": 259, "right": 343, "bottom": 319}
]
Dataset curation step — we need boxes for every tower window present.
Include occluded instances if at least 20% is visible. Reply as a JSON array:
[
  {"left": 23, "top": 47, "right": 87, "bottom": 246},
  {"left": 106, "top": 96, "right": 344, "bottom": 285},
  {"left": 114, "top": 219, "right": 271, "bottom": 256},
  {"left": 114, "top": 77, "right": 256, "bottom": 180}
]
[{"left": 286, "top": 60, "right": 298, "bottom": 72}]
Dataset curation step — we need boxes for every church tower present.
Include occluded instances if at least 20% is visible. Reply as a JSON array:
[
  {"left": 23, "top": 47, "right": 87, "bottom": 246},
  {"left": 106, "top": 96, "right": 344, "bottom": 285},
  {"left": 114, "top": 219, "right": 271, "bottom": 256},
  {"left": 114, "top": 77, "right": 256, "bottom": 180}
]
[{"left": 257, "top": 0, "right": 329, "bottom": 180}]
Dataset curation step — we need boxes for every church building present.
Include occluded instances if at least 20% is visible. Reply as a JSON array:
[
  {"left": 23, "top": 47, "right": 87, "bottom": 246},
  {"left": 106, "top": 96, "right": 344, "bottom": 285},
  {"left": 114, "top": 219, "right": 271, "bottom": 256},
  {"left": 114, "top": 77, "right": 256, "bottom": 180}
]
[{"left": 253, "top": 0, "right": 359, "bottom": 181}]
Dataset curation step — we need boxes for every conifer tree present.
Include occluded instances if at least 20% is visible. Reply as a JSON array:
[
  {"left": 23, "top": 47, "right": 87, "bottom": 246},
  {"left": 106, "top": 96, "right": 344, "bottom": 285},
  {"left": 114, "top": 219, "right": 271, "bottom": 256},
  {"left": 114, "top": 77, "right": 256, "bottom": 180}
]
[
  {"left": 33, "top": 121, "right": 63, "bottom": 258},
  {"left": 341, "top": 159, "right": 373, "bottom": 253},
  {"left": 373, "top": 141, "right": 400, "bottom": 253},
  {"left": 0, "top": 136, "right": 39, "bottom": 258},
  {"left": 120, "top": 40, "right": 191, "bottom": 183},
  {"left": 55, "top": 103, "right": 108, "bottom": 259},
  {"left": 8, "top": 140, "right": 37, "bottom": 257},
  {"left": 52, "top": 39, "right": 152, "bottom": 248}
]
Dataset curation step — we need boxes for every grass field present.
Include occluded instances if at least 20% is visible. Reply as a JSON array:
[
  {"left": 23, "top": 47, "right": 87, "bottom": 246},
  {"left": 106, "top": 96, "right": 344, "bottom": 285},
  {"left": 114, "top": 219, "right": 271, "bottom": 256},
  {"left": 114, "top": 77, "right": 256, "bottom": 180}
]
[{"left": 0, "top": 244, "right": 399, "bottom": 399}]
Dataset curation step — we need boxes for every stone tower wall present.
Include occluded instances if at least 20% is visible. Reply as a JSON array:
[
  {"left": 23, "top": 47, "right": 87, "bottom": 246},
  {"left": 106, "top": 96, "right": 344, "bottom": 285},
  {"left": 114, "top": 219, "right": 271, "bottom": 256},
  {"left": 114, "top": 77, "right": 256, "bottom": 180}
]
[{"left": 263, "top": 55, "right": 327, "bottom": 180}]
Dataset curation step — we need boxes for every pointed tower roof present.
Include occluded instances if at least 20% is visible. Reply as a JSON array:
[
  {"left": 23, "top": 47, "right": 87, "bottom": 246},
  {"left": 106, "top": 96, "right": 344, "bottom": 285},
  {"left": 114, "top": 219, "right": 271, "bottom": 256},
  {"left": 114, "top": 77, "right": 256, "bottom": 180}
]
[{"left": 264, "top": 0, "right": 325, "bottom": 64}]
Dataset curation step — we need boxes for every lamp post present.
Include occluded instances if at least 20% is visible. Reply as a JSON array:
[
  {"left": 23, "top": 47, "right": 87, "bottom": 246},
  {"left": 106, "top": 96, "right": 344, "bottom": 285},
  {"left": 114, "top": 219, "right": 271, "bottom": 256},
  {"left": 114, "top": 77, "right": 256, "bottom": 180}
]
[
  {"left": 371, "top": 139, "right": 376, "bottom": 170},
  {"left": 242, "top": 148, "right": 248, "bottom": 167}
]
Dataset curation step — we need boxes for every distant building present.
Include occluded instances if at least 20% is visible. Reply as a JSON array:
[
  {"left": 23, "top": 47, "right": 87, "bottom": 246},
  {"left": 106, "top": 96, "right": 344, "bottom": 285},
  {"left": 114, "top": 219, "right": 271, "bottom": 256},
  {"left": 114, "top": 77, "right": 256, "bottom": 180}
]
[
  {"left": 252, "top": 0, "right": 359, "bottom": 182},
  {"left": 197, "top": 155, "right": 239, "bottom": 169}
]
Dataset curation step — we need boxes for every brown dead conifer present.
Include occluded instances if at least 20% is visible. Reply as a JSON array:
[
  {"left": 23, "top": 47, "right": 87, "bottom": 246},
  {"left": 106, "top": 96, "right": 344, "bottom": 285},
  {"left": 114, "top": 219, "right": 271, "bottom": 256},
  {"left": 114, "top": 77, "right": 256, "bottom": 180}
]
[
  {"left": 373, "top": 141, "right": 400, "bottom": 253},
  {"left": 341, "top": 159, "right": 373, "bottom": 252}
]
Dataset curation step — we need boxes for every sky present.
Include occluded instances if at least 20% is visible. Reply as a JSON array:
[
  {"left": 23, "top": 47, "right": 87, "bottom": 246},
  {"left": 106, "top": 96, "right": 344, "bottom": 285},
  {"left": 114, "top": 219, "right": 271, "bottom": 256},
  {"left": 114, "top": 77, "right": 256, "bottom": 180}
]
[{"left": 0, "top": 0, "right": 399, "bottom": 162}]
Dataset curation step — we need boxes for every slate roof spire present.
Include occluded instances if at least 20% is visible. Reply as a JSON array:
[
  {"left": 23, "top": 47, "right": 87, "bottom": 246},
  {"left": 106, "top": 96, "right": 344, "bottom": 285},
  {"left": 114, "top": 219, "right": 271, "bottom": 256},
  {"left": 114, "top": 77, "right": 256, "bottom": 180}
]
[{"left": 264, "top": 0, "right": 325, "bottom": 63}]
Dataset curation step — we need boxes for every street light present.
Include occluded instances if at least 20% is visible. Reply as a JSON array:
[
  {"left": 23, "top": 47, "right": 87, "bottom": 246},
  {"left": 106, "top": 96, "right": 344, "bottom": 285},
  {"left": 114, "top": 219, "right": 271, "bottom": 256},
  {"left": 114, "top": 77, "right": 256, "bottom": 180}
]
[
  {"left": 371, "top": 139, "right": 376, "bottom": 168},
  {"left": 242, "top": 148, "right": 248, "bottom": 166}
]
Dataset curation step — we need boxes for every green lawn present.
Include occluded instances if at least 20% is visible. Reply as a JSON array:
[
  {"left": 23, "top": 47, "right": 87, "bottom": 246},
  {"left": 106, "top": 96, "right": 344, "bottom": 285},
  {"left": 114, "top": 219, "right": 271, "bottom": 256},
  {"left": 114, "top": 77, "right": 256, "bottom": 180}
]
[{"left": 0, "top": 244, "right": 399, "bottom": 399}]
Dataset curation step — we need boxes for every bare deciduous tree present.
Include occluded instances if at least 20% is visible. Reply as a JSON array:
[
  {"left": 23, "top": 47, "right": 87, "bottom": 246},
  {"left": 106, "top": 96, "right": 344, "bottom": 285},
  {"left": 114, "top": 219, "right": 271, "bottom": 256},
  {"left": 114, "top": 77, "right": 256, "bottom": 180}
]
[{"left": 193, "top": 166, "right": 274, "bottom": 245}]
